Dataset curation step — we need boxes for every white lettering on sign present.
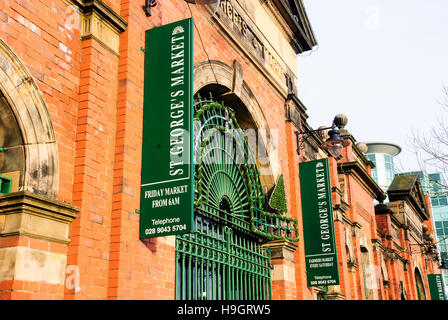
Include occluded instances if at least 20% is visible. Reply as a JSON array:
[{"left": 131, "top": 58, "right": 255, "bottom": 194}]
[
  {"left": 144, "top": 185, "right": 189, "bottom": 199},
  {"left": 144, "top": 184, "right": 189, "bottom": 209},
  {"left": 169, "top": 26, "right": 187, "bottom": 176},
  {"left": 316, "top": 161, "right": 332, "bottom": 253}
]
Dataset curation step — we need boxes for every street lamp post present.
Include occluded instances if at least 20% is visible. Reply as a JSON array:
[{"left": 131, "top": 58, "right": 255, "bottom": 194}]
[{"left": 294, "top": 115, "right": 350, "bottom": 160}]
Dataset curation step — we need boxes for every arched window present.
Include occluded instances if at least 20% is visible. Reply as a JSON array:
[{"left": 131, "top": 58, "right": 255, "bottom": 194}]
[
  {"left": 175, "top": 93, "right": 298, "bottom": 300},
  {"left": 175, "top": 97, "right": 273, "bottom": 300},
  {"left": 415, "top": 268, "right": 427, "bottom": 300},
  {"left": 399, "top": 281, "right": 408, "bottom": 300},
  {"left": 360, "top": 246, "right": 376, "bottom": 300},
  {"left": 175, "top": 60, "right": 299, "bottom": 300}
]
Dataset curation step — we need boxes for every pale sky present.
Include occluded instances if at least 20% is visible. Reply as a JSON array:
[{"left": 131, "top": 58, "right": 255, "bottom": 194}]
[{"left": 297, "top": 0, "right": 448, "bottom": 173}]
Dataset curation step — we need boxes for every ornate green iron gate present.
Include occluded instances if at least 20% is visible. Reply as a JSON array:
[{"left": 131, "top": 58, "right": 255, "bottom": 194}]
[
  {"left": 175, "top": 97, "right": 298, "bottom": 300},
  {"left": 176, "top": 220, "right": 272, "bottom": 300}
]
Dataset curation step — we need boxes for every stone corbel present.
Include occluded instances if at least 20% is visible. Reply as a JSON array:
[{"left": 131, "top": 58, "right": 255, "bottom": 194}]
[
  {"left": 351, "top": 222, "right": 362, "bottom": 237},
  {"left": 344, "top": 227, "right": 357, "bottom": 268},
  {"left": 347, "top": 260, "right": 359, "bottom": 270},
  {"left": 265, "top": 239, "right": 298, "bottom": 263},
  {"left": 383, "top": 249, "right": 397, "bottom": 262},
  {"left": 69, "top": 0, "right": 128, "bottom": 55},
  {"left": 324, "top": 285, "right": 346, "bottom": 300},
  {"left": 285, "top": 93, "right": 308, "bottom": 129},
  {"left": 403, "top": 260, "right": 409, "bottom": 271}
]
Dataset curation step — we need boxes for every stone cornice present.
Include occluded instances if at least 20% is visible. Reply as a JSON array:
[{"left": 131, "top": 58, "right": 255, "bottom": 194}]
[
  {"left": 341, "top": 133, "right": 375, "bottom": 169},
  {"left": 0, "top": 192, "right": 79, "bottom": 219},
  {"left": 338, "top": 161, "right": 386, "bottom": 201},
  {"left": 263, "top": 240, "right": 298, "bottom": 263},
  {"left": 70, "top": 0, "right": 127, "bottom": 32},
  {"left": 387, "top": 174, "right": 430, "bottom": 221},
  {"left": 268, "top": 0, "right": 317, "bottom": 53},
  {"left": 67, "top": 0, "right": 127, "bottom": 55},
  {"left": 285, "top": 93, "right": 308, "bottom": 128},
  {"left": 375, "top": 203, "right": 393, "bottom": 215},
  {"left": 390, "top": 192, "right": 429, "bottom": 222}
]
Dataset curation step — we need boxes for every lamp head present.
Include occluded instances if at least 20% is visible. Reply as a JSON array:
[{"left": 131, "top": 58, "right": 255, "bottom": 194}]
[{"left": 321, "top": 126, "right": 350, "bottom": 159}]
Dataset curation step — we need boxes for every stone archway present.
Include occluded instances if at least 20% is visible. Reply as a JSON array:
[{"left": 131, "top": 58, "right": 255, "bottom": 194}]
[
  {"left": 0, "top": 37, "right": 58, "bottom": 198},
  {"left": 193, "top": 60, "right": 279, "bottom": 194},
  {"left": 0, "top": 38, "right": 78, "bottom": 297}
]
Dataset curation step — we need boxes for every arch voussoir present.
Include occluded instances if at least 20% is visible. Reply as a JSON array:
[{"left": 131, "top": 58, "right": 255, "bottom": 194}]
[{"left": 0, "top": 37, "right": 58, "bottom": 198}]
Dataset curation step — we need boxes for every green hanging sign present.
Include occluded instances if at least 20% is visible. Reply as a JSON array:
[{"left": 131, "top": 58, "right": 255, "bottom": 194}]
[
  {"left": 299, "top": 158, "right": 340, "bottom": 287},
  {"left": 139, "top": 18, "right": 194, "bottom": 238},
  {"left": 428, "top": 274, "right": 446, "bottom": 300}
]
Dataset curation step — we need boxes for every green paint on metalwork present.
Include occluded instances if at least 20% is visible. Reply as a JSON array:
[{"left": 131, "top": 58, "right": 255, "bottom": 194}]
[
  {"left": 0, "top": 174, "right": 11, "bottom": 194},
  {"left": 175, "top": 97, "right": 298, "bottom": 300},
  {"left": 192, "top": 98, "right": 298, "bottom": 241}
]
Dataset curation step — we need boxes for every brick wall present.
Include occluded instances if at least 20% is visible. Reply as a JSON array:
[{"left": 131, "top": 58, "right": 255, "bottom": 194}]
[
  {"left": 0, "top": 0, "right": 81, "bottom": 300},
  {"left": 0, "top": 0, "right": 81, "bottom": 204}
]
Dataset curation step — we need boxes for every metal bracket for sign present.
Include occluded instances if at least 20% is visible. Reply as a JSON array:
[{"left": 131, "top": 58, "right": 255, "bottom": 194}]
[{"left": 142, "top": 0, "right": 157, "bottom": 17}]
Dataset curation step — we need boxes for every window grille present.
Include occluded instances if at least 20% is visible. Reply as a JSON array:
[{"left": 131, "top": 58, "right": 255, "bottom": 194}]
[
  {"left": 175, "top": 97, "right": 297, "bottom": 300},
  {"left": 176, "top": 219, "right": 271, "bottom": 300}
]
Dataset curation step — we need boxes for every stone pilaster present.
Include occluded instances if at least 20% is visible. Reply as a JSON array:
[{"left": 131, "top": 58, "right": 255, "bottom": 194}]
[
  {"left": 324, "top": 290, "right": 346, "bottom": 300},
  {"left": 263, "top": 240, "right": 298, "bottom": 300}
]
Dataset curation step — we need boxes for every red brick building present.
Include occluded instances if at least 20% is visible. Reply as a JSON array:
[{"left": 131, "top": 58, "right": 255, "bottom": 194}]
[{"left": 0, "top": 0, "right": 442, "bottom": 300}]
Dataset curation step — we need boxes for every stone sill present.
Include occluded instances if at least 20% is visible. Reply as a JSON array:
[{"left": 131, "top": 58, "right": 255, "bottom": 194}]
[{"left": 0, "top": 191, "right": 79, "bottom": 244}]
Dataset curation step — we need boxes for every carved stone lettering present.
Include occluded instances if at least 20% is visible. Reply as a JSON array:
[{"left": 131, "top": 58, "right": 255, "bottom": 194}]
[
  {"left": 218, "top": 0, "right": 265, "bottom": 64},
  {"left": 216, "top": 0, "right": 293, "bottom": 93}
]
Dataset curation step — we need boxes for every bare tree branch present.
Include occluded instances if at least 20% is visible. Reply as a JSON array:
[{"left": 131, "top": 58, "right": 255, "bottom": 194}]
[{"left": 409, "top": 84, "right": 448, "bottom": 193}]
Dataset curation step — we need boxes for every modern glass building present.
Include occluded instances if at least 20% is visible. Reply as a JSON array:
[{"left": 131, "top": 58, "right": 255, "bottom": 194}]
[
  {"left": 399, "top": 171, "right": 448, "bottom": 297},
  {"left": 423, "top": 173, "right": 448, "bottom": 296},
  {"left": 365, "top": 142, "right": 447, "bottom": 297},
  {"left": 365, "top": 142, "right": 402, "bottom": 201}
]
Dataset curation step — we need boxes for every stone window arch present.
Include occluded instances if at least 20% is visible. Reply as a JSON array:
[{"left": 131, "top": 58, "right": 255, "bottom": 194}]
[
  {"left": 0, "top": 37, "right": 58, "bottom": 198},
  {"left": 414, "top": 267, "right": 427, "bottom": 300},
  {"left": 399, "top": 281, "right": 408, "bottom": 300},
  {"left": 193, "top": 60, "right": 279, "bottom": 195},
  {"left": 380, "top": 254, "right": 390, "bottom": 288},
  {"left": 174, "top": 59, "right": 298, "bottom": 300},
  {"left": 360, "top": 245, "right": 377, "bottom": 300},
  {"left": 344, "top": 227, "right": 356, "bottom": 267}
]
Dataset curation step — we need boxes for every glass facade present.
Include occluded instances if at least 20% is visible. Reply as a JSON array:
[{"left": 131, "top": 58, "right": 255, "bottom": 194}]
[
  {"left": 384, "top": 154, "right": 395, "bottom": 187},
  {"left": 410, "top": 172, "right": 448, "bottom": 296},
  {"left": 366, "top": 154, "right": 378, "bottom": 182},
  {"left": 370, "top": 159, "right": 448, "bottom": 297},
  {"left": 366, "top": 153, "right": 396, "bottom": 201}
]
